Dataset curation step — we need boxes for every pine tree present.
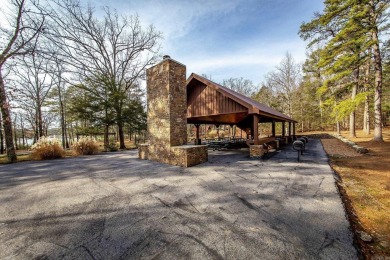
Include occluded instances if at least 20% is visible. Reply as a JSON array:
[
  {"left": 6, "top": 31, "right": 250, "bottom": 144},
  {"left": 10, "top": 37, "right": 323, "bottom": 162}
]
[
  {"left": 300, "top": 0, "right": 388, "bottom": 140},
  {"left": 302, "top": 47, "right": 330, "bottom": 131}
]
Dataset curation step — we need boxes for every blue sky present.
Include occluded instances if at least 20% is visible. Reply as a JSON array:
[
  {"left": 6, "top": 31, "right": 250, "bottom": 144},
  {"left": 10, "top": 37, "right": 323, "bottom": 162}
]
[{"left": 94, "top": 0, "right": 324, "bottom": 85}]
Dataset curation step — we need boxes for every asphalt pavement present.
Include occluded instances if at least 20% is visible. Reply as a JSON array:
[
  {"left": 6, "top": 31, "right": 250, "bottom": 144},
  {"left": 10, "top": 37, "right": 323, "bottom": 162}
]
[{"left": 0, "top": 139, "right": 357, "bottom": 259}]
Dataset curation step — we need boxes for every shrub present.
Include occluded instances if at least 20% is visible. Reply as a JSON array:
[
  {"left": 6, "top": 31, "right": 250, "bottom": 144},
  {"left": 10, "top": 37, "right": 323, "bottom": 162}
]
[
  {"left": 108, "top": 138, "right": 118, "bottom": 152},
  {"left": 73, "top": 137, "right": 99, "bottom": 155},
  {"left": 31, "top": 137, "right": 65, "bottom": 160}
]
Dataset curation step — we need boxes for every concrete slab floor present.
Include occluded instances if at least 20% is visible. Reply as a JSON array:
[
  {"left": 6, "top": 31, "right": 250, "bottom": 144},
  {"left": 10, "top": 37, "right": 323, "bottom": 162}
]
[{"left": 0, "top": 139, "right": 357, "bottom": 259}]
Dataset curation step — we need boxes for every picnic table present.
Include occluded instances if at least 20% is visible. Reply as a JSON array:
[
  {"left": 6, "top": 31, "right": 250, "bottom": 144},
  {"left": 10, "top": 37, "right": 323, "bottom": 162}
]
[{"left": 204, "top": 137, "right": 247, "bottom": 150}]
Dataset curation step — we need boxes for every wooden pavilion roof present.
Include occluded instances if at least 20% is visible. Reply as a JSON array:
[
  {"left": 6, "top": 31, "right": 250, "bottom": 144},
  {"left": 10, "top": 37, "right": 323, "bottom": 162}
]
[{"left": 186, "top": 73, "right": 297, "bottom": 125}]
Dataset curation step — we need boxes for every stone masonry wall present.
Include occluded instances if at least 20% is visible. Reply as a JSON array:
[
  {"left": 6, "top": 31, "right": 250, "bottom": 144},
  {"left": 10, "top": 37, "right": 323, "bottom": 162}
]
[
  {"left": 171, "top": 145, "right": 208, "bottom": 167},
  {"left": 138, "top": 144, "right": 149, "bottom": 160},
  {"left": 139, "top": 56, "right": 208, "bottom": 167},
  {"left": 250, "top": 145, "right": 265, "bottom": 158},
  {"left": 147, "top": 58, "right": 187, "bottom": 148}
]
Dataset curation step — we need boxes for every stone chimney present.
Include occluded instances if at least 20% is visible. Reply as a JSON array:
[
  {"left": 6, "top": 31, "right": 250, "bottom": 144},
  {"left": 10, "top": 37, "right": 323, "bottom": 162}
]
[
  {"left": 138, "top": 56, "right": 208, "bottom": 167},
  {"left": 146, "top": 56, "right": 187, "bottom": 148}
]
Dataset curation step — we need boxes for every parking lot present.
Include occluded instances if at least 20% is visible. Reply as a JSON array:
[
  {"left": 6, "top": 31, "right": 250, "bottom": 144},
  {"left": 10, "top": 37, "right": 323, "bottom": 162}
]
[{"left": 0, "top": 139, "right": 357, "bottom": 259}]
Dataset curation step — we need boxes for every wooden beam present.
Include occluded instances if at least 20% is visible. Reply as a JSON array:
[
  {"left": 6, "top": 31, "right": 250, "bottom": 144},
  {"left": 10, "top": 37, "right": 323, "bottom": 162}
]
[
  {"left": 282, "top": 122, "right": 285, "bottom": 137},
  {"left": 195, "top": 124, "right": 200, "bottom": 144},
  {"left": 288, "top": 122, "right": 292, "bottom": 136},
  {"left": 254, "top": 115, "right": 259, "bottom": 145},
  {"left": 293, "top": 122, "right": 296, "bottom": 138},
  {"left": 272, "top": 120, "right": 276, "bottom": 137}
]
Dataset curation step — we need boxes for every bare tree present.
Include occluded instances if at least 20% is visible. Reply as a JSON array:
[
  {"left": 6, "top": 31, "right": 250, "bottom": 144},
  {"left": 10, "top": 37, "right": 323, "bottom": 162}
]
[
  {"left": 11, "top": 53, "right": 55, "bottom": 140},
  {"left": 265, "top": 52, "right": 301, "bottom": 118},
  {"left": 252, "top": 83, "right": 277, "bottom": 107},
  {"left": 20, "top": 104, "right": 39, "bottom": 143},
  {"left": 43, "top": 0, "right": 162, "bottom": 149},
  {"left": 201, "top": 74, "right": 213, "bottom": 80},
  {"left": 222, "top": 77, "right": 255, "bottom": 97},
  {"left": 0, "top": 0, "right": 45, "bottom": 162},
  {"left": 42, "top": 110, "right": 56, "bottom": 136},
  {"left": 50, "top": 57, "right": 69, "bottom": 148}
]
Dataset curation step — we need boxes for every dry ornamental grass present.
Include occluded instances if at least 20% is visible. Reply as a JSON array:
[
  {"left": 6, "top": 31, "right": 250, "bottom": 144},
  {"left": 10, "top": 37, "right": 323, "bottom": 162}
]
[
  {"left": 31, "top": 137, "right": 65, "bottom": 160},
  {"left": 73, "top": 138, "right": 99, "bottom": 155}
]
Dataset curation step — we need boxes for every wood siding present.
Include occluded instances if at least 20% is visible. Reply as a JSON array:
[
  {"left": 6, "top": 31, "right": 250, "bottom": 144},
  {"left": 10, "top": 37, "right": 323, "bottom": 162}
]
[{"left": 187, "top": 83, "right": 248, "bottom": 117}]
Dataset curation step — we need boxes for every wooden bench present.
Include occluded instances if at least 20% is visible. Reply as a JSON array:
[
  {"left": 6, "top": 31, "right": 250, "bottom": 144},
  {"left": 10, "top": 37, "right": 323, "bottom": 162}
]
[
  {"left": 247, "top": 137, "right": 276, "bottom": 146},
  {"left": 247, "top": 137, "right": 278, "bottom": 155}
]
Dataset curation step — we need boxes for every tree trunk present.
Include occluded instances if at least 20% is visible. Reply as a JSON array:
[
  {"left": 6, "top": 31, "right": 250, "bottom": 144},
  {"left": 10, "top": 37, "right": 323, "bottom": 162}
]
[
  {"left": 104, "top": 124, "right": 109, "bottom": 151},
  {"left": 0, "top": 70, "right": 17, "bottom": 162},
  {"left": 127, "top": 126, "right": 131, "bottom": 141},
  {"left": 336, "top": 121, "right": 341, "bottom": 135},
  {"left": 363, "top": 55, "right": 371, "bottom": 134},
  {"left": 71, "top": 122, "right": 75, "bottom": 144},
  {"left": 118, "top": 121, "right": 125, "bottom": 149},
  {"left": 104, "top": 106, "right": 109, "bottom": 151},
  {"left": 19, "top": 116, "right": 25, "bottom": 147},
  {"left": 13, "top": 118, "right": 18, "bottom": 150},
  {"left": 63, "top": 114, "right": 69, "bottom": 148},
  {"left": 64, "top": 120, "right": 69, "bottom": 148},
  {"left": 115, "top": 104, "right": 126, "bottom": 149},
  {"left": 58, "top": 86, "right": 66, "bottom": 148},
  {"left": 68, "top": 131, "right": 72, "bottom": 146},
  {"left": 363, "top": 102, "right": 367, "bottom": 132},
  {"left": 61, "top": 106, "right": 68, "bottom": 148},
  {"left": 319, "top": 99, "right": 324, "bottom": 131},
  {"left": 363, "top": 97, "right": 370, "bottom": 134},
  {"left": 370, "top": 1, "right": 383, "bottom": 141},
  {"left": 37, "top": 103, "right": 44, "bottom": 137},
  {"left": 349, "top": 70, "right": 358, "bottom": 138},
  {"left": 0, "top": 112, "right": 3, "bottom": 154},
  {"left": 34, "top": 111, "right": 39, "bottom": 143}
]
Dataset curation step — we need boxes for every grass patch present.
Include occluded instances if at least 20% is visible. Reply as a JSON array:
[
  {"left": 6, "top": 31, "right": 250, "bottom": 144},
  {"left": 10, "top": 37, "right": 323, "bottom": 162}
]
[
  {"left": 0, "top": 153, "right": 32, "bottom": 164},
  {"left": 0, "top": 139, "right": 138, "bottom": 164}
]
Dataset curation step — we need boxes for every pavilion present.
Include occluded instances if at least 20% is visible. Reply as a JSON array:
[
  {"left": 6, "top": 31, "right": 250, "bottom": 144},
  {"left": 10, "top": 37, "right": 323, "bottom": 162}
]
[{"left": 186, "top": 73, "right": 297, "bottom": 145}]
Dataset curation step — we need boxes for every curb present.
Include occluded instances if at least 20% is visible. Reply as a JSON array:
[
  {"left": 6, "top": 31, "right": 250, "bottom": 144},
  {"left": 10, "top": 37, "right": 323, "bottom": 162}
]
[{"left": 331, "top": 134, "right": 369, "bottom": 154}]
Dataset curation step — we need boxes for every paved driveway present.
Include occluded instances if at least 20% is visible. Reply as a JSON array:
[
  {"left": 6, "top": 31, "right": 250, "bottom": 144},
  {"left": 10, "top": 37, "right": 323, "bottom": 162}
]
[{"left": 0, "top": 139, "right": 357, "bottom": 259}]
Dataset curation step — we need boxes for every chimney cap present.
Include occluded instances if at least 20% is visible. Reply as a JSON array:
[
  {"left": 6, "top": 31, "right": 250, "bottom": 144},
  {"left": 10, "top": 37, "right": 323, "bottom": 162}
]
[{"left": 163, "top": 55, "right": 171, "bottom": 60}]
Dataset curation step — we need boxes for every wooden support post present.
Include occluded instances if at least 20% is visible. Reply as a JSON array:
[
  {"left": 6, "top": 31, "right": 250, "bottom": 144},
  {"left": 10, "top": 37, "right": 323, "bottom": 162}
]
[
  {"left": 288, "top": 122, "right": 292, "bottom": 137},
  {"left": 253, "top": 115, "right": 259, "bottom": 145},
  {"left": 293, "top": 122, "right": 296, "bottom": 139},
  {"left": 195, "top": 124, "right": 200, "bottom": 145},
  {"left": 282, "top": 122, "right": 285, "bottom": 137},
  {"left": 272, "top": 120, "right": 276, "bottom": 137}
]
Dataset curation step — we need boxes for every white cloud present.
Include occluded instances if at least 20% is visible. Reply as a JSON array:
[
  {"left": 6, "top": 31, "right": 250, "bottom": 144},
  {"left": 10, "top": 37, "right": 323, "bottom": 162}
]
[
  {"left": 90, "top": 0, "right": 239, "bottom": 41},
  {"left": 130, "top": 0, "right": 240, "bottom": 38}
]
